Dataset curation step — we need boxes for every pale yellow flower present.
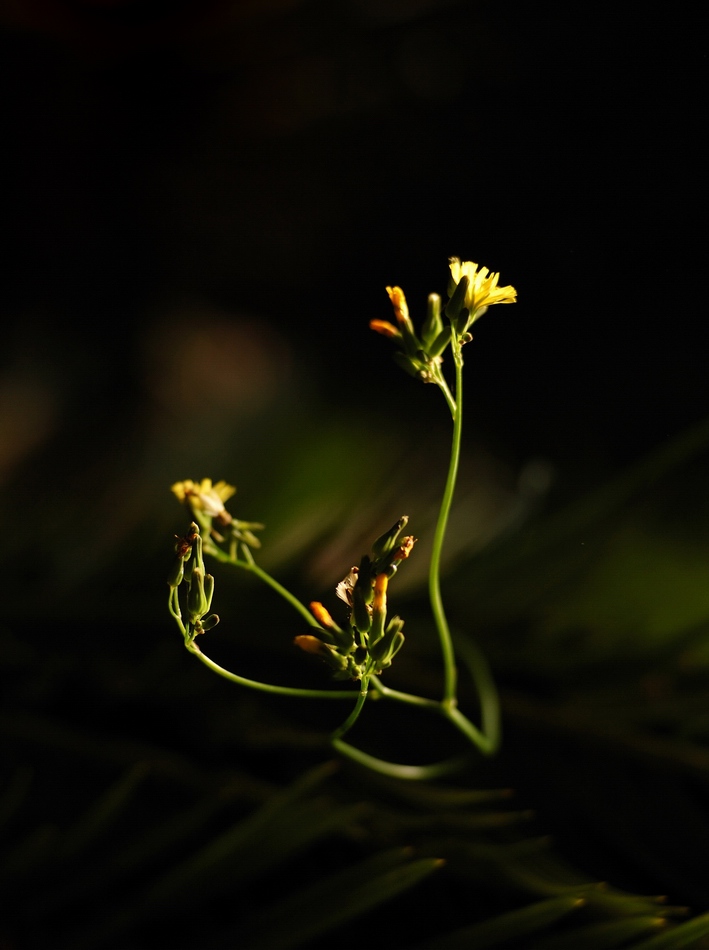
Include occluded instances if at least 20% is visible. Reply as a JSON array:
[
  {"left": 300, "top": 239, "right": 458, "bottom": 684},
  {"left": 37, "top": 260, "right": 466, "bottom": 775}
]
[
  {"left": 171, "top": 478, "right": 236, "bottom": 523},
  {"left": 449, "top": 258, "right": 517, "bottom": 323}
]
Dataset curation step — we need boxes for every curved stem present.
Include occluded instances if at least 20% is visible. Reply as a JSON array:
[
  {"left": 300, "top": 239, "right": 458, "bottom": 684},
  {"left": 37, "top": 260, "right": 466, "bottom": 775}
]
[
  {"left": 456, "top": 634, "right": 501, "bottom": 753},
  {"left": 442, "top": 705, "right": 496, "bottom": 756},
  {"left": 369, "top": 676, "right": 441, "bottom": 712},
  {"left": 331, "top": 739, "right": 469, "bottom": 780},
  {"left": 429, "top": 344, "right": 464, "bottom": 703},
  {"left": 186, "top": 641, "right": 356, "bottom": 700},
  {"left": 331, "top": 676, "right": 370, "bottom": 740}
]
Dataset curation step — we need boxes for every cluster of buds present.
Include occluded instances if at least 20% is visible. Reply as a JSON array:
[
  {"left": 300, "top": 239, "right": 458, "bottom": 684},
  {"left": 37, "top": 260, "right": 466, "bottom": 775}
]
[
  {"left": 171, "top": 479, "right": 263, "bottom": 554},
  {"left": 168, "top": 522, "right": 219, "bottom": 640},
  {"left": 370, "top": 286, "right": 451, "bottom": 383},
  {"left": 294, "top": 517, "right": 416, "bottom": 680},
  {"left": 370, "top": 258, "right": 517, "bottom": 377}
]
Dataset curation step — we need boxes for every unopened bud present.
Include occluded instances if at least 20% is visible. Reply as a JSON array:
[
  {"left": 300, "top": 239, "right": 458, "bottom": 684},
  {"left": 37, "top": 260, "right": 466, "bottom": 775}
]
[
  {"left": 369, "top": 573, "right": 388, "bottom": 643},
  {"left": 294, "top": 635, "right": 349, "bottom": 676},
  {"left": 393, "top": 351, "right": 426, "bottom": 379},
  {"left": 371, "top": 516, "right": 408, "bottom": 560},
  {"left": 310, "top": 601, "right": 336, "bottom": 629},
  {"left": 421, "top": 293, "right": 443, "bottom": 346},
  {"left": 369, "top": 319, "right": 401, "bottom": 339},
  {"left": 167, "top": 556, "right": 185, "bottom": 589},
  {"left": 187, "top": 567, "right": 212, "bottom": 623}
]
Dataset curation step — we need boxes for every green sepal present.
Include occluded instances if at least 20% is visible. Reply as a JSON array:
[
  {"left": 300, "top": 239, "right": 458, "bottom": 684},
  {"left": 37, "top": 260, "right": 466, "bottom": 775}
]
[
  {"left": 167, "top": 556, "right": 185, "bottom": 589},
  {"left": 445, "top": 274, "right": 469, "bottom": 323},
  {"left": 353, "top": 584, "right": 372, "bottom": 633},
  {"left": 371, "top": 517, "right": 408, "bottom": 561},
  {"left": 399, "top": 319, "right": 422, "bottom": 359},
  {"left": 370, "top": 618, "right": 405, "bottom": 670},
  {"left": 187, "top": 567, "right": 211, "bottom": 624},
  {"left": 393, "top": 351, "right": 426, "bottom": 380},
  {"left": 454, "top": 306, "right": 470, "bottom": 334}
]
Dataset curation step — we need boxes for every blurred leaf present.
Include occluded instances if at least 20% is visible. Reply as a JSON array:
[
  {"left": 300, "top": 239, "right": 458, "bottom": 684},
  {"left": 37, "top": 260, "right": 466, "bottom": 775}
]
[
  {"left": 414, "top": 894, "right": 584, "bottom": 949},
  {"left": 239, "top": 848, "right": 443, "bottom": 950}
]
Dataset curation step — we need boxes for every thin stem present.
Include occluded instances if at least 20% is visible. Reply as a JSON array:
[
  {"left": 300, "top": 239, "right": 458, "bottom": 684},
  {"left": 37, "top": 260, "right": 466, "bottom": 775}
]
[
  {"left": 456, "top": 634, "right": 501, "bottom": 754},
  {"left": 331, "top": 739, "right": 469, "bottom": 780},
  {"left": 168, "top": 588, "right": 185, "bottom": 632},
  {"left": 186, "top": 640, "right": 357, "bottom": 700},
  {"left": 442, "top": 705, "right": 496, "bottom": 756},
  {"left": 429, "top": 343, "right": 464, "bottom": 703},
  {"left": 369, "top": 676, "right": 441, "bottom": 712},
  {"left": 331, "top": 676, "right": 370, "bottom": 740}
]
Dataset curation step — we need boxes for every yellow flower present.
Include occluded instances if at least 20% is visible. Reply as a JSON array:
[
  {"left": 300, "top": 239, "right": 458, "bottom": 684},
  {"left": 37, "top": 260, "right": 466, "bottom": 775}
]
[
  {"left": 171, "top": 478, "right": 236, "bottom": 524},
  {"left": 449, "top": 258, "right": 517, "bottom": 323}
]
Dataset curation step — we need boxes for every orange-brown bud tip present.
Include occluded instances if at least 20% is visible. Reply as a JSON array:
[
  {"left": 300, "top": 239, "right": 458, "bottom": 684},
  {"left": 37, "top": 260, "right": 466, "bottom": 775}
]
[
  {"left": 393, "top": 536, "right": 417, "bottom": 561},
  {"left": 385, "top": 286, "right": 410, "bottom": 326},
  {"left": 310, "top": 601, "right": 335, "bottom": 628},
  {"left": 294, "top": 634, "right": 326, "bottom": 655},
  {"left": 369, "top": 319, "right": 400, "bottom": 339}
]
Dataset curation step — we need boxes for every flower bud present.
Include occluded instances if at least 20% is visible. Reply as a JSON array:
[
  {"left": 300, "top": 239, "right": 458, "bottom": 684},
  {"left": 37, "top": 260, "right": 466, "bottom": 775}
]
[
  {"left": 421, "top": 293, "right": 443, "bottom": 346},
  {"left": 294, "top": 635, "right": 350, "bottom": 676},
  {"left": 369, "top": 319, "right": 401, "bottom": 340},
  {"left": 167, "top": 555, "right": 185, "bottom": 589},
  {"left": 368, "top": 573, "right": 388, "bottom": 644},
  {"left": 371, "top": 516, "right": 409, "bottom": 560},
  {"left": 393, "top": 351, "right": 426, "bottom": 379},
  {"left": 187, "top": 567, "right": 211, "bottom": 624}
]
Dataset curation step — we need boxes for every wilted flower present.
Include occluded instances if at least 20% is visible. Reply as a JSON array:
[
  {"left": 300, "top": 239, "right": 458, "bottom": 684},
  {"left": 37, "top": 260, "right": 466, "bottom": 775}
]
[{"left": 171, "top": 478, "right": 236, "bottom": 525}]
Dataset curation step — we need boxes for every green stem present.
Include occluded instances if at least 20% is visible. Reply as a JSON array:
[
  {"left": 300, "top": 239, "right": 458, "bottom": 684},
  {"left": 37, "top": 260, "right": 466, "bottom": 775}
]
[
  {"left": 331, "top": 676, "right": 370, "bottom": 740},
  {"left": 185, "top": 640, "right": 357, "bottom": 700},
  {"left": 369, "top": 676, "right": 441, "bottom": 712},
  {"left": 455, "top": 634, "right": 501, "bottom": 754},
  {"left": 331, "top": 739, "right": 469, "bottom": 780},
  {"left": 429, "top": 343, "right": 464, "bottom": 703}
]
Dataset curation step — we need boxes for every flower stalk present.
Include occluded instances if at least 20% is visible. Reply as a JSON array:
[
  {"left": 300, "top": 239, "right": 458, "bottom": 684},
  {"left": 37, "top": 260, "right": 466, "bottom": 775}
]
[{"left": 167, "top": 257, "right": 515, "bottom": 778}]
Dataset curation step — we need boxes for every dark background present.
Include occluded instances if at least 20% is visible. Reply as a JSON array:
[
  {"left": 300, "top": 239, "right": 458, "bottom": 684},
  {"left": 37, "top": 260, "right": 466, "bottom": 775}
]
[
  {"left": 1, "top": 2, "right": 708, "bottom": 948},
  {"left": 1, "top": 0, "right": 706, "bottom": 620}
]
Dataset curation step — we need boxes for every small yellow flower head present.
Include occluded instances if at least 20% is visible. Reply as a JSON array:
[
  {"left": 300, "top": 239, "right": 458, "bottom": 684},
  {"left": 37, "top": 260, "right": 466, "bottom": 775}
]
[
  {"left": 171, "top": 478, "right": 236, "bottom": 524},
  {"left": 448, "top": 258, "right": 517, "bottom": 325}
]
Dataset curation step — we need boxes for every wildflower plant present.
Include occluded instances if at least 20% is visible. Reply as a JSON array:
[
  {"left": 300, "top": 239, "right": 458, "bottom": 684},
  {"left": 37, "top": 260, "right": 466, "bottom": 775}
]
[{"left": 168, "top": 258, "right": 517, "bottom": 779}]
